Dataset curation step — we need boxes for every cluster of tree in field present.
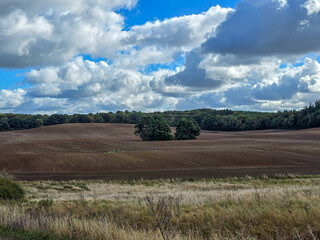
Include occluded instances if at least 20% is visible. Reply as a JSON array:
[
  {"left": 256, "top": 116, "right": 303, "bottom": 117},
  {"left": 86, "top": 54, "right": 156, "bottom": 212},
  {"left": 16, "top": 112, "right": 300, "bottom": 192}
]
[
  {"left": 0, "top": 100, "right": 320, "bottom": 132},
  {"left": 134, "top": 115, "right": 201, "bottom": 141}
]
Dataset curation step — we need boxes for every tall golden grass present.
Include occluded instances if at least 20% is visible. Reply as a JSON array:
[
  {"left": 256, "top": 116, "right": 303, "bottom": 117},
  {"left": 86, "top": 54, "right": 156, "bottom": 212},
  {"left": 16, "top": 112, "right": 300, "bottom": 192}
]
[{"left": 1, "top": 176, "right": 320, "bottom": 239}]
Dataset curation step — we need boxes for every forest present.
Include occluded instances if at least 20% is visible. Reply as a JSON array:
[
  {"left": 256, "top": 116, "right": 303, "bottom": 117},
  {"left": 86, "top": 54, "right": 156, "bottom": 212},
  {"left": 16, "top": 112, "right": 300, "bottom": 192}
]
[{"left": 0, "top": 100, "right": 319, "bottom": 132}]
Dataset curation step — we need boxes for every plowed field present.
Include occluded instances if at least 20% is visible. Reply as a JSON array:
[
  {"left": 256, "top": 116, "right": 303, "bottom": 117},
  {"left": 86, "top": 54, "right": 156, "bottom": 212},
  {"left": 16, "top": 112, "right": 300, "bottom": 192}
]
[{"left": 0, "top": 123, "right": 319, "bottom": 180}]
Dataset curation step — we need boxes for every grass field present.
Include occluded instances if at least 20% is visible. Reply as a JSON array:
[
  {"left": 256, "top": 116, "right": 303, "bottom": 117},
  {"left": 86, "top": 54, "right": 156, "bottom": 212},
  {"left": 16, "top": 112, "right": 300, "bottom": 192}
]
[
  {"left": 0, "top": 123, "right": 319, "bottom": 180},
  {"left": 0, "top": 175, "right": 320, "bottom": 239}
]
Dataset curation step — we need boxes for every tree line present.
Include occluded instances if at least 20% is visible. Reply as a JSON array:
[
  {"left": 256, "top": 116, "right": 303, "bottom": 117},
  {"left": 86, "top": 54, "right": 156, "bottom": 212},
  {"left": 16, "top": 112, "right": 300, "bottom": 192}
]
[{"left": 0, "top": 100, "right": 320, "bottom": 132}]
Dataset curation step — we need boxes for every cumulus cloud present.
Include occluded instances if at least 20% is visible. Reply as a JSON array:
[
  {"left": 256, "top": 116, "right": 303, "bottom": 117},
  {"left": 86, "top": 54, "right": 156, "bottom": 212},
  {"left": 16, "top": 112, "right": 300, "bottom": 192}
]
[
  {"left": 112, "top": 5, "right": 232, "bottom": 70},
  {"left": 0, "top": 1, "right": 233, "bottom": 113},
  {"left": 160, "top": 0, "right": 320, "bottom": 112},
  {"left": 0, "top": 1, "right": 231, "bottom": 69},
  {"left": 303, "top": 0, "right": 320, "bottom": 15},
  {"left": 1, "top": 0, "right": 320, "bottom": 113},
  {"left": 125, "top": 6, "right": 232, "bottom": 50},
  {"left": 194, "top": 57, "right": 320, "bottom": 111},
  {"left": 0, "top": 89, "right": 26, "bottom": 111},
  {"left": 20, "top": 57, "right": 177, "bottom": 113},
  {"left": 202, "top": 0, "right": 320, "bottom": 57},
  {"left": 0, "top": 0, "right": 137, "bottom": 68},
  {"left": 171, "top": 56, "right": 320, "bottom": 112},
  {"left": 152, "top": 50, "right": 225, "bottom": 97},
  {"left": 253, "top": 58, "right": 320, "bottom": 100}
]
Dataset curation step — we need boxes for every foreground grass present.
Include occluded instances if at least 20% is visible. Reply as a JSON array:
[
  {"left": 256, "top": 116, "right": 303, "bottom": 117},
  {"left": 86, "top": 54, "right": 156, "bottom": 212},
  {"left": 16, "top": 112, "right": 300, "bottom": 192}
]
[{"left": 1, "top": 175, "right": 320, "bottom": 239}]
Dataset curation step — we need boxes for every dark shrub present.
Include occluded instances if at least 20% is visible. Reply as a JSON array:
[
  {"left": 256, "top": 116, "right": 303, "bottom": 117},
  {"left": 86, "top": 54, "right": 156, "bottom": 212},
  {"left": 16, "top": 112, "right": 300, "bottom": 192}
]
[{"left": 0, "top": 177, "right": 24, "bottom": 200}]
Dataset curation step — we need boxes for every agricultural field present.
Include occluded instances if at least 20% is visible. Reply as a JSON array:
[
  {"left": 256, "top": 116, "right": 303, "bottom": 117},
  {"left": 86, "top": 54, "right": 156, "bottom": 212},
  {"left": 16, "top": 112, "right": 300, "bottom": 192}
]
[
  {"left": 0, "top": 123, "right": 319, "bottom": 180},
  {"left": 0, "top": 175, "right": 320, "bottom": 239},
  {"left": 1, "top": 123, "right": 320, "bottom": 239}
]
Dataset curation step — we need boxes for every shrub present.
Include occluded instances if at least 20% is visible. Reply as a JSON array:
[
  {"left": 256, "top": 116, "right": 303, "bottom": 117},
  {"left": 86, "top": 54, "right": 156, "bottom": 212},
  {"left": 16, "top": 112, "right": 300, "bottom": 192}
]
[
  {"left": 175, "top": 118, "right": 201, "bottom": 140},
  {"left": 0, "top": 176, "right": 24, "bottom": 200}
]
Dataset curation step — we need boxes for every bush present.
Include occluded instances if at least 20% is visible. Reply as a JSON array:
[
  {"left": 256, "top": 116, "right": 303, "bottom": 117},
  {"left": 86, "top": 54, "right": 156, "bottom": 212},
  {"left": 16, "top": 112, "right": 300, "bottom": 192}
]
[
  {"left": 175, "top": 118, "right": 201, "bottom": 140},
  {"left": 0, "top": 177, "right": 24, "bottom": 200}
]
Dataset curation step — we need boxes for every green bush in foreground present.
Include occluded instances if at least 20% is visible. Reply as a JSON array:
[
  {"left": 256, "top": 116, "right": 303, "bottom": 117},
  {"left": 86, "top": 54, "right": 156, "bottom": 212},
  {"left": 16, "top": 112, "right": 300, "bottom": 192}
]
[{"left": 0, "top": 177, "right": 24, "bottom": 200}]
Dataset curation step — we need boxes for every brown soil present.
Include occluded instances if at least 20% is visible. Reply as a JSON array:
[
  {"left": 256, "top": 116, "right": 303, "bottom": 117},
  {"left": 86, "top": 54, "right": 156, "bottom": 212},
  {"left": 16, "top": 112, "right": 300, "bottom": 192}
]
[{"left": 0, "top": 123, "right": 319, "bottom": 180}]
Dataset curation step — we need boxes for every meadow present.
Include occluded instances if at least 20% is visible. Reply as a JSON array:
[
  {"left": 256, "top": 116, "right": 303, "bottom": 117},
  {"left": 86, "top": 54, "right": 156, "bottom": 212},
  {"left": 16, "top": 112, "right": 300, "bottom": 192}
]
[{"left": 1, "top": 175, "right": 320, "bottom": 239}]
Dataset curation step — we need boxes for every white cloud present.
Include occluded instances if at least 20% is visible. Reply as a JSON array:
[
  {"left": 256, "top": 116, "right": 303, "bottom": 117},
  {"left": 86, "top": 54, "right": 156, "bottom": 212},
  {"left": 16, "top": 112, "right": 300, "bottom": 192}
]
[
  {"left": 113, "top": 5, "right": 232, "bottom": 70},
  {"left": 0, "top": 1, "right": 230, "bottom": 69},
  {"left": 22, "top": 57, "right": 176, "bottom": 113},
  {"left": 0, "top": 10, "right": 54, "bottom": 58},
  {"left": 160, "top": 0, "right": 320, "bottom": 111},
  {"left": 1, "top": 0, "right": 320, "bottom": 113},
  {"left": 126, "top": 6, "right": 232, "bottom": 50},
  {"left": 0, "top": 89, "right": 26, "bottom": 110},
  {"left": 0, "top": 0, "right": 137, "bottom": 68},
  {"left": 200, "top": 54, "right": 251, "bottom": 80},
  {"left": 113, "top": 46, "right": 177, "bottom": 69},
  {"left": 274, "top": 0, "right": 288, "bottom": 9},
  {"left": 25, "top": 68, "right": 60, "bottom": 84},
  {"left": 303, "top": 0, "right": 320, "bottom": 15}
]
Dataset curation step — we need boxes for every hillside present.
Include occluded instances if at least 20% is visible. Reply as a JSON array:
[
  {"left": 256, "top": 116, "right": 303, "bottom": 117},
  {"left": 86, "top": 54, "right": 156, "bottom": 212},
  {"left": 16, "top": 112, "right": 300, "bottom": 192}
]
[{"left": 0, "top": 123, "right": 319, "bottom": 180}]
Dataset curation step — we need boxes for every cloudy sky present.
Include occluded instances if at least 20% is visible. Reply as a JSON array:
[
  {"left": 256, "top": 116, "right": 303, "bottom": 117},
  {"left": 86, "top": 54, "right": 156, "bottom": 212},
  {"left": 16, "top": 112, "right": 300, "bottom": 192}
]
[{"left": 0, "top": 0, "right": 320, "bottom": 114}]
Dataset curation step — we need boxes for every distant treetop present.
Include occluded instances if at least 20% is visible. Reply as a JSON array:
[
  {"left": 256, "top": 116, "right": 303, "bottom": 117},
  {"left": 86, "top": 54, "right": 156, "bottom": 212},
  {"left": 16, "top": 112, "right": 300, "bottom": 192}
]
[{"left": 0, "top": 100, "right": 320, "bottom": 132}]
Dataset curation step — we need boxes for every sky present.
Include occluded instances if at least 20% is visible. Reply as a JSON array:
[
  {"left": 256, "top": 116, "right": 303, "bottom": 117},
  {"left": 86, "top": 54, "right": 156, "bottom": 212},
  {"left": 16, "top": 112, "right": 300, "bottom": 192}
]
[{"left": 0, "top": 0, "right": 320, "bottom": 114}]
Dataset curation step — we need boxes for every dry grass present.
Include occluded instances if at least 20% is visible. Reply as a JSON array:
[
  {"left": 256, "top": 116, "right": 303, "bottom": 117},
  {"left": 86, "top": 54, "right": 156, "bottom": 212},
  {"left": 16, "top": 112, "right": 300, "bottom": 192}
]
[{"left": 1, "top": 176, "right": 320, "bottom": 239}]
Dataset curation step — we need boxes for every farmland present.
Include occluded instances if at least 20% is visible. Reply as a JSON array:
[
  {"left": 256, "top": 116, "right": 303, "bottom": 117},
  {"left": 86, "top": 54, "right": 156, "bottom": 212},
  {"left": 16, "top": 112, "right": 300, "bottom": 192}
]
[{"left": 0, "top": 123, "right": 319, "bottom": 180}]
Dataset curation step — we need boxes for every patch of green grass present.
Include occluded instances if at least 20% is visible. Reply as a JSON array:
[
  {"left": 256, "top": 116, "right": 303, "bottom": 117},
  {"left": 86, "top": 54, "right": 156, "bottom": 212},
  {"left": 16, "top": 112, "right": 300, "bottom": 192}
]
[{"left": 0, "top": 226, "right": 70, "bottom": 240}]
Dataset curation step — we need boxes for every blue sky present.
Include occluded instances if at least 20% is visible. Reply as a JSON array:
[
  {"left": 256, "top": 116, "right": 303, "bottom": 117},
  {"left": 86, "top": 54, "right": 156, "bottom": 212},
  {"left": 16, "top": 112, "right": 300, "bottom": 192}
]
[
  {"left": 0, "top": 70, "right": 25, "bottom": 89},
  {"left": 0, "top": 0, "right": 320, "bottom": 114},
  {"left": 120, "top": 0, "right": 240, "bottom": 27}
]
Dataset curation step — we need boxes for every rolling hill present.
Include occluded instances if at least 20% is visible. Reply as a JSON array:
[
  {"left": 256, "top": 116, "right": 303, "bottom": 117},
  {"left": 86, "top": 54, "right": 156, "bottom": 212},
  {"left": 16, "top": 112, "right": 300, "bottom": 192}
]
[{"left": 0, "top": 123, "right": 319, "bottom": 180}]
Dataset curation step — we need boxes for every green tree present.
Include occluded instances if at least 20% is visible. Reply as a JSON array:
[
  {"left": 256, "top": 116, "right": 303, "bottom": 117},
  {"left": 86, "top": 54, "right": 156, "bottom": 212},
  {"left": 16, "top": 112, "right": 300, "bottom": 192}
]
[
  {"left": 93, "top": 114, "right": 105, "bottom": 123},
  {"left": 0, "top": 118, "right": 10, "bottom": 131},
  {"left": 175, "top": 118, "right": 201, "bottom": 140},
  {"left": 69, "top": 114, "right": 92, "bottom": 123},
  {"left": 44, "top": 114, "right": 68, "bottom": 126},
  {"left": 134, "top": 115, "right": 172, "bottom": 141}
]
